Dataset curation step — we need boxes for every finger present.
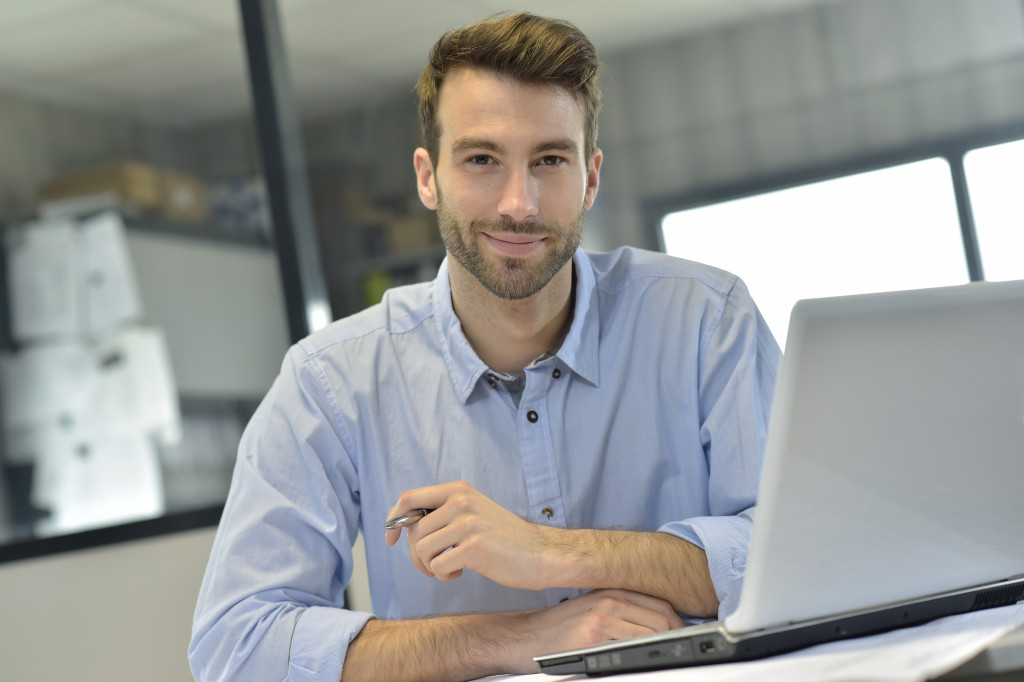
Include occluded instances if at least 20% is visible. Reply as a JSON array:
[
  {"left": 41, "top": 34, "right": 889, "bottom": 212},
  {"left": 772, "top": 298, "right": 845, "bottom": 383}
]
[
  {"left": 598, "top": 618, "right": 659, "bottom": 642},
  {"left": 599, "top": 589, "right": 685, "bottom": 629},
  {"left": 405, "top": 532, "right": 434, "bottom": 577},
  {"left": 390, "top": 481, "right": 474, "bottom": 521},
  {"left": 412, "top": 517, "right": 468, "bottom": 564},
  {"left": 608, "top": 599, "right": 678, "bottom": 633},
  {"left": 434, "top": 567, "right": 464, "bottom": 582},
  {"left": 426, "top": 541, "right": 469, "bottom": 579},
  {"left": 384, "top": 527, "right": 402, "bottom": 546}
]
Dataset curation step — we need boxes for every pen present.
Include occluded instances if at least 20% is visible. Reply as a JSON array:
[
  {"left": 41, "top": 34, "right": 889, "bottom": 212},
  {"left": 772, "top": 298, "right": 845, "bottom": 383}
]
[{"left": 383, "top": 508, "right": 435, "bottom": 530}]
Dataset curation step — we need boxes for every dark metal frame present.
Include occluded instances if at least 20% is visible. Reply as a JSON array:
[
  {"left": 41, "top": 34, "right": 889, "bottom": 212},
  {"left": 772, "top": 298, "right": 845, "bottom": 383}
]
[
  {"left": 0, "top": 505, "right": 223, "bottom": 563},
  {"left": 239, "top": 0, "right": 332, "bottom": 343},
  {"left": 643, "top": 120, "right": 1024, "bottom": 283}
]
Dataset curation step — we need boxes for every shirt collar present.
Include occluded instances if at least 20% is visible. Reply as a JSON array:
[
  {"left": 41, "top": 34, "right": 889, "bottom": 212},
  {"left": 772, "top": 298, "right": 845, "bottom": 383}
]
[{"left": 433, "top": 249, "right": 602, "bottom": 405}]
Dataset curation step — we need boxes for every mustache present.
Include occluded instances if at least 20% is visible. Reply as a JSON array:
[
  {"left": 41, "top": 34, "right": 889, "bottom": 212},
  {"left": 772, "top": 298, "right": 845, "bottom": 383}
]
[{"left": 469, "top": 216, "right": 550, "bottom": 235}]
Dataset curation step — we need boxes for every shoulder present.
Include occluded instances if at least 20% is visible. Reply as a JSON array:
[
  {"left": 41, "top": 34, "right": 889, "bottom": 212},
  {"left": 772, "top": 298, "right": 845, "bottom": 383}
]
[
  {"left": 584, "top": 246, "right": 742, "bottom": 301},
  {"left": 292, "top": 280, "right": 436, "bottom": 363}
]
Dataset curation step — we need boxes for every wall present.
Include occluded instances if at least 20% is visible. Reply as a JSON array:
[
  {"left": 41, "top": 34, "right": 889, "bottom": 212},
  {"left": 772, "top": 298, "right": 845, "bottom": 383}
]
[
  {"left": 0, "top": 527, "right": 216, "bottom": 682},
  {"left": 125, "top": 231, "right": 290, "bottom": 399},
  {"left": 0, "top": 526, "right": 372, "bottom": 682},
  {"left": 594, "top": 0, "right": 1024, "bottom": 250}
]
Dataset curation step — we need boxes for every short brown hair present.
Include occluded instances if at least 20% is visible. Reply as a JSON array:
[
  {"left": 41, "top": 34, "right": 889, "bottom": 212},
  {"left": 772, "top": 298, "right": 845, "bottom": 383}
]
[{"left": 416, "top": 12, "right": 602, "bottom": 164}]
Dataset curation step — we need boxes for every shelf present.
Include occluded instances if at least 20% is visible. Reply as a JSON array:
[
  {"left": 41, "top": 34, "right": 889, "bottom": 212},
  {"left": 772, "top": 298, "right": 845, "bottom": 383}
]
[{"left": 124, "top": 215, "right": 274, "bottom": 249}]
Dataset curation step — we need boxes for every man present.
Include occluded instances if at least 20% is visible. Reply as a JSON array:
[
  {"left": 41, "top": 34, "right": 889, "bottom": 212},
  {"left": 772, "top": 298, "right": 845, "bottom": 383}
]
[{"left": 190, "top": 12, "right": 779, "bottom": 682}]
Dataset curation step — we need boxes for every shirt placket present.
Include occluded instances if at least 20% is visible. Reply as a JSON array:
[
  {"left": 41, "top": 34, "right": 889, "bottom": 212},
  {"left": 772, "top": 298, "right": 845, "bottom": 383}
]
[
  {"left": 517, "top": 363, "right": 567, "bottom": 527},
  {"left": 518, "top": 361, "right": 580, "bottom": 604}
]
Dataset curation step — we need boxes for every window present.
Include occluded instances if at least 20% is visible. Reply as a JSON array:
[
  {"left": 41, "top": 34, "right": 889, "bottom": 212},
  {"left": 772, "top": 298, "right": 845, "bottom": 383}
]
[
  {"left": 963, "top": 139, "right": 1024, "bottom": 283},
  {"left": 660, "top": 158, "right": 970, "bottom": 348}
]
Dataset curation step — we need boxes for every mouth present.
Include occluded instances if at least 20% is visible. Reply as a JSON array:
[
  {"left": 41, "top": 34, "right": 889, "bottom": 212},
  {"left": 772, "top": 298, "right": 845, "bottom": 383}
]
[{"left": 481, "top": 231, "right": 547, "bottom": 256}]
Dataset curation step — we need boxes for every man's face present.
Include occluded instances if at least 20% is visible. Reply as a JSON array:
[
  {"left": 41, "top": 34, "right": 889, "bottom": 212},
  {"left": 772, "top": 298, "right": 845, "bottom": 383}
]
[{"left": 415, "top": 68, "right": 601, "bottom": 300}]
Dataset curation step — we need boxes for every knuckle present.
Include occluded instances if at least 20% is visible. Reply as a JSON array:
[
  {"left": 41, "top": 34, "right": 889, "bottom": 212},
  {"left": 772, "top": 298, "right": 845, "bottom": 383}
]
[{"left": 580, "top": 612, "right": 613, "bottom": 640}]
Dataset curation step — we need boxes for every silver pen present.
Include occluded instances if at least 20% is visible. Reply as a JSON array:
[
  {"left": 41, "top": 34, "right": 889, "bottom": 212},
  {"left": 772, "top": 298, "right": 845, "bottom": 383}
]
[{"left": 382, "top": 508, "right": 435, "bottom": 530}]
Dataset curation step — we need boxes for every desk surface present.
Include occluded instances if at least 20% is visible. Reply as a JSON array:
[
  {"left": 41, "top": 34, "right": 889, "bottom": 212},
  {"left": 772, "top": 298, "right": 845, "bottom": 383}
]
[
  {"left": 485, "top": 607, "right": 1024, "bottom": 682},
  {"left": 940, "top": 624, "right": 1024, "bottom": 680}
]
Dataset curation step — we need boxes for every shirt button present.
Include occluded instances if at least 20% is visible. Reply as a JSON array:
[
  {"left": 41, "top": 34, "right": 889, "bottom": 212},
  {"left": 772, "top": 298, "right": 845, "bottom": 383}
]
[
  {"left": 541, "top": 507, "right": 554, "bottom": 519},
  {"left": 527, "top": 410, "right": 539, "bottom": 423},
  {"left": 552, "top": 368, "right": 561, "bottom": 379}
]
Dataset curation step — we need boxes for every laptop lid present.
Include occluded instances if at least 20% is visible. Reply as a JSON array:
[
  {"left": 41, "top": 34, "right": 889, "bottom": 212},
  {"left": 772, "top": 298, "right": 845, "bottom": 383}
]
[
  {"left": 726, "top": 279, "right": 1024, "bottom": 633},
  {"left": 537, "top": 280, "right": 1024, "bottom": 675}
]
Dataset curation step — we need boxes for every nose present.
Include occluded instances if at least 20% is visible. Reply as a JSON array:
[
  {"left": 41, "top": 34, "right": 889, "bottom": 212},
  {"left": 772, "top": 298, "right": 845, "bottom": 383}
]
[{"left": 496, "top": 167, "right": 539, "bottom": 222}]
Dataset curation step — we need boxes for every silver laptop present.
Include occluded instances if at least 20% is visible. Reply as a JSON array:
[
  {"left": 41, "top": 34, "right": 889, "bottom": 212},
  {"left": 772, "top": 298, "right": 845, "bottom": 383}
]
[{"left": 537, "top": 280, "right": 1024, "bottom": 676}]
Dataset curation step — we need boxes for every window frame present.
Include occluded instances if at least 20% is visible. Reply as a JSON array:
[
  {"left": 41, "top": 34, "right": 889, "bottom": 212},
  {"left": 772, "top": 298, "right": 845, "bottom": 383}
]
[{"left": 643, "top": 122, "right": 1024, "bottom": 285}]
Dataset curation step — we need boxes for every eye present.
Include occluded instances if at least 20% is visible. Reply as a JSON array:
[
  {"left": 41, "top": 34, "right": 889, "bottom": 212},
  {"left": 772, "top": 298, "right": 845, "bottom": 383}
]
[
  {"left": 469, "top": 154, "right": 493, "bottom": 166},
  {"left": 538, "top": 155, "right": 565, "bottom": 167}
]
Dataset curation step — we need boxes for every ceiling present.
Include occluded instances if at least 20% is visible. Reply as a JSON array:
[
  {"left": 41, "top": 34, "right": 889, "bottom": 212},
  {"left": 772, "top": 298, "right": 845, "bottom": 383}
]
[{"left": 0, "top": 0, "right": 822, "bottom": 128}]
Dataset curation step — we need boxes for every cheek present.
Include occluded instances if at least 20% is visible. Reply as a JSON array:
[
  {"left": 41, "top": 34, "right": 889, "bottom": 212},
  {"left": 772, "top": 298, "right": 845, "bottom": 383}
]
[
  {"left": 544, "top": 175, "right": 588, "bottom": 212},
  {"left": 447, "top": 177, "right": 497, "bottom": 215}
]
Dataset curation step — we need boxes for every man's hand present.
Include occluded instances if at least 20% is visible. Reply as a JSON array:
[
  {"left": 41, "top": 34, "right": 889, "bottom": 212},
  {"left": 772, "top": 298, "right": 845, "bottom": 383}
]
[
  {"left": 385, "top": 480, "right": 719, "bottom": 617},
  {"left": 385, "top": 480, "right": 559, "bottom": 589},
  {"left": 341, "top": 589, "right": 685, "bottom": 681},
  {"left": 507, "top": 589, "right": 686, "bottom": 669}
]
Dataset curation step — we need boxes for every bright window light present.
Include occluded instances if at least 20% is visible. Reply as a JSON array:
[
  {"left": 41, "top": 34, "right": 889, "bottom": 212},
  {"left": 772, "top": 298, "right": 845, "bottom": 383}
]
[
  {"left": 661, "top": 158, "right": 969, "bottom": 348},
  {"left": 963, "top": 139, "right": 1024, "bottom": 283}
]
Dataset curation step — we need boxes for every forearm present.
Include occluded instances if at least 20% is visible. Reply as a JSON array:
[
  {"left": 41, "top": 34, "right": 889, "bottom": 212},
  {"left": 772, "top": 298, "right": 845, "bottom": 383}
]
[
  {"left": 341, "top": 613, "right": 531, "bottom": 682},
  {"left": 553, "top": 529, "right": 719, "bottom": 617}
]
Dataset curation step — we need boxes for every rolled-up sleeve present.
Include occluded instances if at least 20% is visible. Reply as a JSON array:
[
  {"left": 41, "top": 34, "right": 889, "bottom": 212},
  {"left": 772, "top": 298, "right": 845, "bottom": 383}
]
[
  {"left": 660, "top": 276, "right": 779, "bottom": 618},
  {"left": 189, "top": 343, "right": 373, "bottom": 682}
]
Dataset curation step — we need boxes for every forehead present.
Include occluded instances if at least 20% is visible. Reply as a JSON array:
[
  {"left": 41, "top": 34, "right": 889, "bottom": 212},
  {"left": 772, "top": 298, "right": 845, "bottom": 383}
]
[{"left": 435, "top": 68, "right": 586, "bottom": 150}]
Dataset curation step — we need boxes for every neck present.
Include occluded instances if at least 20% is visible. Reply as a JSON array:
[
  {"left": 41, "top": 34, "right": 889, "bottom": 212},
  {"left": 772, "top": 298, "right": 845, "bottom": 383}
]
[{"left": 449, "top": 260, "right": 575, "bottom": 375}]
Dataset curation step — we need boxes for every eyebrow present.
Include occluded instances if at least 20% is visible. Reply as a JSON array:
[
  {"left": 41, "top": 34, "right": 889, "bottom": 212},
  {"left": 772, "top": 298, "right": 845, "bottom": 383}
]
[{"left": 450, "top": 137, "right": 581, "bottom": 158}]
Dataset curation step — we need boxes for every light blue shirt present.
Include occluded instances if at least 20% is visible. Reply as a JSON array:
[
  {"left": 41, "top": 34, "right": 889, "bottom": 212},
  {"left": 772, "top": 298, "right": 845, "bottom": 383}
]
[{"left": 189, "top": 247, "right": 780, "bottom": 682}]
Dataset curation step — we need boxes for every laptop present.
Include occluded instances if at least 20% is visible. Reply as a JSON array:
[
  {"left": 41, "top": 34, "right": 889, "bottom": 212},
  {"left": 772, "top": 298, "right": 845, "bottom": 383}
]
[{"left": 537, "top": 280, "right": 1024, "bottom": 676}]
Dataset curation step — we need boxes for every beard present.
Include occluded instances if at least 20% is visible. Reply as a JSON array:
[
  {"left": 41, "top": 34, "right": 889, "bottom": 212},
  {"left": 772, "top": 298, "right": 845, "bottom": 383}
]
[{"left": 436, "top": 189, "right": 584, "bottom": 301}]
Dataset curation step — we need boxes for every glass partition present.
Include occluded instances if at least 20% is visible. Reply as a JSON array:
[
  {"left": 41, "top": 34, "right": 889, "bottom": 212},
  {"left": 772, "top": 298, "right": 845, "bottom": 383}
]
[{"left": 0, "top": 2, "right": 290, "bottom": 548}]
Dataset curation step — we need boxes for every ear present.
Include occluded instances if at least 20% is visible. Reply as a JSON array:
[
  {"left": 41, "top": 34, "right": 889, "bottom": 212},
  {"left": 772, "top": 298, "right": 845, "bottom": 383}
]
[
  {"left": 583, "top": 147, "right": 603, "bottom": 210},
  {"left": 414, "top": 147, "right": 438, "bottom": 210}
]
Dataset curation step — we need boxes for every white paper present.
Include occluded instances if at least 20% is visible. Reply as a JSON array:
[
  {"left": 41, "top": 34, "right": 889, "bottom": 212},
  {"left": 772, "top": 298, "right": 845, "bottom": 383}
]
[
  {"left": 35, "top": 429, "right": 164, "bottom": 536},
  {"left": 79, "top": 211, "right": 143, "bottom": 337},
  {"left": 487, "top": 604, "right": 1024, "bottom": 682},
  {"left": 28, "top": 417, "right": 96, "bottom": 510},
  {"left": 94, "top": 326, "right": 181, "bottom": 448},
  {"left": 0, "top": 341, "right": 97, "bottom": 432},
  {"left": 6, "top": 220, "right": 80, "bottom": 340}
]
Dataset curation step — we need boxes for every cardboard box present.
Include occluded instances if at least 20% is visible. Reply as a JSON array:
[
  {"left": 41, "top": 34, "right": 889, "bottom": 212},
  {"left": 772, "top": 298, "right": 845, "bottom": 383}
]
[
  {"left": 160, "top": 169, "right": 207, "bottom": 223},
  {"left": 38, "top": 161, "right": 208, "bottom": 223},
  {"left": 40, "top": 162, "right": 163, "bottom": 212}
]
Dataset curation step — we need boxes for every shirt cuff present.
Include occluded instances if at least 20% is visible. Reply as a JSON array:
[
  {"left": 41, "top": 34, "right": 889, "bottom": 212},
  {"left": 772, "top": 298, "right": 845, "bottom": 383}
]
[
  {"left": 288, "top": 606, "right": 374, "bottom": 682},
  {"left": 658, "top": 510, "right": 755, "bottom": 619}
]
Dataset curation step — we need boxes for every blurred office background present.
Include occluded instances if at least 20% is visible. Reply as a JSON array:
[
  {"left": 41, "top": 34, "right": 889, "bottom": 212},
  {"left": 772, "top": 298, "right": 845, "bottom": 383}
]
[{"left": 0, "top": 0, "right": 1022, "bottom": 679}]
